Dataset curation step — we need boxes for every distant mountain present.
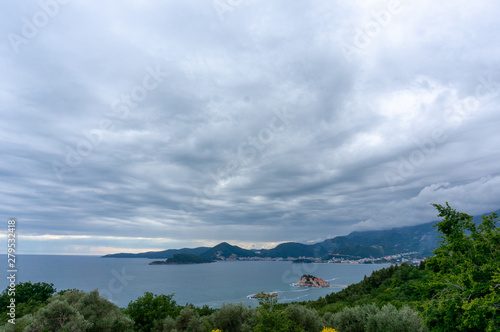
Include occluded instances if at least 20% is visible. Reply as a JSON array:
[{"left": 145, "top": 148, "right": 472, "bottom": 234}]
[
  {"left": 317, "top": 221, "right": 439, "bottom": 257},
  {"left": 200, "top": 242, "right": 255, "bottom": 259},
  {"left": 324, "top": 244, "right": 386, "bottom": 259},
  {"left": 259, "top": 242, "right": 329, "bottom": 258},
  {"left": 102, "top": 247, "right": 209, "bottom": 259},
  {"left": 102, "top": 209, "right": 499, "bottom": 260}
]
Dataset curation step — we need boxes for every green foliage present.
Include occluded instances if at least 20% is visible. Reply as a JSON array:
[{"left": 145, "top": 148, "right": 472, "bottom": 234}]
[
  {"left": 54, "top": 289, "right": 134, "bottom": 331},
  {"left": 0, "top": 281, "right": 56, "bottom": 324},
  {"left": 206, "top": 302, "right": 256, "bottom": 332},
  {"left": 284, "top": 304, "right": 324, "bottom": 332},
  {"left": 254, "top": 296, "right": 294, "bottom": 332},
  {"left": 125, "top": 292, "right": 182, "bottom": 332},
  {"left": 16, "top": 299, "right": 91, "bottom": 332},
  {"left": 329, "top": 244, "right": 385, "bottom": 259},
  {"left": 309, "top": 263, "right": 429, "bottom": 314},
  {"left": 323, "top": 303, "right": 425, "bottom": 332},
  {"left": 3, "top": 289, "right": 133, "bottom": 332},
  {"left": 194, "top": 304, "right": 217, "bottom": 317},
  {"left": 323, "top": 304, "right": 379, "bottom": 332},
  {"left": 302, "top": 275, "right": 315, "bottom": 280},
  {"left": 365, "top": 304, "right": 426, "bottom": 332},
  {"left": 421, "top": 203, "right": 500, "bottom": 331}
]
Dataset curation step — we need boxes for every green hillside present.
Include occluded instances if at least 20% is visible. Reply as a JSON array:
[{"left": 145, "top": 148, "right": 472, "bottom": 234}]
[
  {"left": 261, "top": 242, "right": 329, "bottom": 258},
  {"left": 200, "top": 242, "right": 255, "bottom": 259},
  {"left": 102, "top": 247, "right": 210, "bottom": 259},
  {"left": 323, "top": 244, "right": 385, "bottom": 259}
]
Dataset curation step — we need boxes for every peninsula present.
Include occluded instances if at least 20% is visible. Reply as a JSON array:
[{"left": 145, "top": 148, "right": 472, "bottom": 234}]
[{"left": 149, "top": 253, "right": 214, "bottom": 265}]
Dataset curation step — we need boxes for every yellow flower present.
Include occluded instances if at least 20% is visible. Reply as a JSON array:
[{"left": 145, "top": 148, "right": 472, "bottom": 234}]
[
  {"left": 321, "top": 327, "right": 339, "bottom": 332},
  {"left": 211, "top": 330, "right": 222, "bottom": 332}
]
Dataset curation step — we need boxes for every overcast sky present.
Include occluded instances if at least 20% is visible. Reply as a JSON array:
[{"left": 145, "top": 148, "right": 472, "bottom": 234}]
[{"left": 1, "top": 0, "right": 499, "bottom": 255}]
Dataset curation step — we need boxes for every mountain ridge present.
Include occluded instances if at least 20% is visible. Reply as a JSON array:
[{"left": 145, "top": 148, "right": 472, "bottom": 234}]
[{"left": 102, "top": 209, "right": 499, "bottom": 260}]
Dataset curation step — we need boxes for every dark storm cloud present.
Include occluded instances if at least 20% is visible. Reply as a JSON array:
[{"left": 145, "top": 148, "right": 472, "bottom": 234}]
[{"left": 1, "top": 0, "right": 499, "bottom": 254}]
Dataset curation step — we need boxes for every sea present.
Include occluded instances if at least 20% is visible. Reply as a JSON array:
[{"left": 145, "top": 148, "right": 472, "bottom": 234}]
[{"left": 2, "top": 255, "right": 389, "bottom": 309}]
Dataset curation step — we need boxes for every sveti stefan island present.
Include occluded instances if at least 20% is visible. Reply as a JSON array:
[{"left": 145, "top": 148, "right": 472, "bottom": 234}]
[{"left": 2, "top": 1, "right": 500, "bottom": 332}]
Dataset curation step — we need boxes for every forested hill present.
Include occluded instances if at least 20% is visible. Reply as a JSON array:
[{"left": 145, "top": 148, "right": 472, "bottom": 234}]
[
  {"left": 317, "top": 221, "right": 439, "bottom": 257},
  {"left": 103, "top": 209, "right": 499, "bottom": 260},
  {"left": 102, "top": 221, "right": 440, "bottom": 259},
  {"left": 101, "top": 246, "right": 210, "bottom": 259}
]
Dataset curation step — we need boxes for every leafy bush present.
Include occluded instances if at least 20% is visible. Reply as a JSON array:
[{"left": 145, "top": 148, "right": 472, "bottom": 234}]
[
  {"left": 158, "top": 306, "right": 206, "bottom": 332},
  {"left": 421, "top": 203, "right": 500, "bottom": 331},
  {"left": 324, "top": 304, "right": 378, "bottom": 332},
  {"left": 4, "top": 289, "right": 133, "bottom": 332},
  {"left": 0, "top": 281, "right": 56, "bottom": 323},
  {"left": 284, "top": 304, "right": 323, "bottom": 332},
  {"left": 125, "top": 292, "right": 182, "bottom": 332},
  {"left": 365, "top": 304, "right": 426, "bottom": 332},
  {"left": 323, "top": 303, "right": 425, "bottom": 332},
  {"left": 55, "top": 289, "right": 134, "bottom": 331},
  {"left": 206, "top": 302, "right": 256, "bottom": 332},
  {"left": 13, "top": 299, "right": 90, "bottom": 332}
]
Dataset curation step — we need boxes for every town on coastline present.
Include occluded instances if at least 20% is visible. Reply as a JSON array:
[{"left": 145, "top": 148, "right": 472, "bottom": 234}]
[{"left": 219, "top": 251, "right": 425, "bottom": 265}]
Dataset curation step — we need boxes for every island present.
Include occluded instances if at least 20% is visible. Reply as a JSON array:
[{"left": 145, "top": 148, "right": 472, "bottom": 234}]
[
  {"left": 149, "top": 253, "right": 214, "bottom": 265},
  {"left": 248, "top": 291, "right": 278, "bottom": 299},
  {"left": 295, "top": 274, "right": 330, "bottom": 287}
]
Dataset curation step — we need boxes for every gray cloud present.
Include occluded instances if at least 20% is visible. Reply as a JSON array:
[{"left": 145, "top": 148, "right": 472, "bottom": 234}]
[{"left": 1, "top": 0, "right": 499, "bottom": 254}]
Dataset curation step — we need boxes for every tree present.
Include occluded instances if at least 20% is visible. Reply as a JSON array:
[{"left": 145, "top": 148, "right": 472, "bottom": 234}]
[
  {"left": 7, "top": 289, "right": 133, "bottom": 332},
  {"left": 125, "top": 292, "right": 182, "bottom": 332},
  {"left": 54, "top": 289, "right": 134, "bottom": 331},
  {"left": 422, "top": 203, "right": 500, "bottom": 331},
  {"left": 254, "top": 296, "right": 295, "bottom": 332},
  {"left": 0, "top": 281, "right": 56, "bottom": 323},
  {"left": 206, "top": 302, "right": 256, "bottom": 332}
]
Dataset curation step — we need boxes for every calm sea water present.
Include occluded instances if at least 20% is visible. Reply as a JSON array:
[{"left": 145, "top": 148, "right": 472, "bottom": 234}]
[{"left": 1, "top": 255, "right": 388, "bottom": 308}]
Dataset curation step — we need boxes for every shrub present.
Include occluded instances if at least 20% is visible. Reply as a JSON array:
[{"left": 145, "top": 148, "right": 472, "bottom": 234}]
[
  {"left": 207, "top": 302, "right": 256, "bottom": 332},
  {"left": 324, "top": 303, "right": 426, "bottom": 332},
  {"left": 4, "top": 289, "right": 133, "bottom": 332},
  {"left": 16, "top": 299, "right": 91, "bottom": 332},
  {"left": 325, "top": 304, "right": 378, "bottom": 332},
  {"left": 366, "top": 304, "right": 426, "bottom": 332},
  {"left": 284, "top": 304, "right": 323, "bottom": 332},
  {"left": 125, "top": 292, "right": 182, "bottom": 332},
  {"left": 0, "top": 282, "right": 56, "bottom": 323},
  {"left": 55, "top": 289, "right": 134, "bottom": 331},
  {"left": 253, "top": 296, "right": 295, "bottom": 332}
]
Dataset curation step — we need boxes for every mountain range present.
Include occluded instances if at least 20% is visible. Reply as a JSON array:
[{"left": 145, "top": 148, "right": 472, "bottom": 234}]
[{"left": 102, "top": 209, "right": 499, "bottom": 260}]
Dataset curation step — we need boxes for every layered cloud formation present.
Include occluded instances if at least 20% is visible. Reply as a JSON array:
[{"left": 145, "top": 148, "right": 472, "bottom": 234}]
[{"left": 1, "top": 0, "right": 499, "bottom": 254}]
